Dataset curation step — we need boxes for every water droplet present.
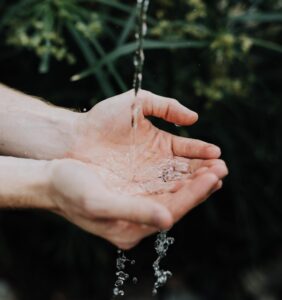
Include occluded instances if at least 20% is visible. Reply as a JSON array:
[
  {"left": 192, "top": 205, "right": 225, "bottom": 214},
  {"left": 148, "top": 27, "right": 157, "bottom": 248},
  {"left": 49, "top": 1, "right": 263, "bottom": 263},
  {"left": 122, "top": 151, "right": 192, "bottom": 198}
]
[
  {"left": 115, "top": 280, "right": 123, "bottom": 287},
  {"left": 132, "top": 277, "right": 138, "bottom": 284}
]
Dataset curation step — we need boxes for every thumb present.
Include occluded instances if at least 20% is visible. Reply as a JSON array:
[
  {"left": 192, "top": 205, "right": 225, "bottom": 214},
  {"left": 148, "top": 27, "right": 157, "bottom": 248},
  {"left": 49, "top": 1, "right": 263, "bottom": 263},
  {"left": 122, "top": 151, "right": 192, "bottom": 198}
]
[
  {"left": 88, "top": 193, "right": 173, "bottom": 230},
  {"left": 140, "top": 90, "right": 198, "bottom": 125}
]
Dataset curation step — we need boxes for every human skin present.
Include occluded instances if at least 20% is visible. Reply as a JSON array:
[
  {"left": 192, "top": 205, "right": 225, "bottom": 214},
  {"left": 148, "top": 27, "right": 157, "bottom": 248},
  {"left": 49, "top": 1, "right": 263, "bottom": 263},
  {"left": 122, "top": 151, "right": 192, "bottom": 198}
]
[
  {"left": 0, "top": 85, "right": 228, "bottom": 249},
  {"left": 0, "top": 156, "right": 174, "bottom": 248}
]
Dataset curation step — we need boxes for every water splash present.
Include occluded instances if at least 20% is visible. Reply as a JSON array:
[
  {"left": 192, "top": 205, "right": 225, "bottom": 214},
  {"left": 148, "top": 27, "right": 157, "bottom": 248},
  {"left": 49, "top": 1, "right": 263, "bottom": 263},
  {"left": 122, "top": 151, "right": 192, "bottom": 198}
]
[
  {"left": 152, "top": 231, "right": 175, "bottom": 295},
  {"left": 113, "top": 250, "right": 136, "bottom": 298}
]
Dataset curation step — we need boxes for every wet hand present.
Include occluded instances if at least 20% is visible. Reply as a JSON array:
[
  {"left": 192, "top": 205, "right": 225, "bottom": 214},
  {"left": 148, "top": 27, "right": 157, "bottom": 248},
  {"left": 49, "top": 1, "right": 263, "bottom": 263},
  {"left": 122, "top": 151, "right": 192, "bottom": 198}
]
[
  {"left": 48, "top": 159, "right": 174, "bottom": 249},
  {"left": 49, "top": 158, "right": 227, "bottom": 250},
  {"left": 70, "top": 90, "right": 223, "bottom": 189}
]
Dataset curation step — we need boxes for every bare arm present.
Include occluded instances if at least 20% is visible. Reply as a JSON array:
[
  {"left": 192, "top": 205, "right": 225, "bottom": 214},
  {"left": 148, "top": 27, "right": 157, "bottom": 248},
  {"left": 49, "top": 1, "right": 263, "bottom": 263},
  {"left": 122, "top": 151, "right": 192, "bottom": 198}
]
[
  {"left": 0, "top": 84, "right": 78, "bottom": 159},
  {"left": 0, "top": 156, "right": 53, "bottom": 209},
  {"left": 0, "top": 156, "right": 173, "bottom": 248}
]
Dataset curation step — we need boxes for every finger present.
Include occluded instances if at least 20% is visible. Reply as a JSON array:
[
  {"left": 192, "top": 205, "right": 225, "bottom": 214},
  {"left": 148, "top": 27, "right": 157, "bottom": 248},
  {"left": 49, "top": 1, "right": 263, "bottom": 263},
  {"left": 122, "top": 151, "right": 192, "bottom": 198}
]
[
  {"left": 189, "top": 159, "right": 224, "bottom": 172},
  {"left": 67, "top": 217, "right": 149, "bottom": 250},
  {"left": 111, "top": 222, "right": 158, "bottom": 249},
  {"left": 139, "top": 180, "right": 184, "bottom": 195},
  {"left": 171, "top": 135, "right": 221, "bottom": 159},
  {"left": 209, "top": 163, "right": 229, "bottom": 180},
  {"left": 172, "top": 172, "right": 219, "bottom": 221},
  {"left": 173, "top": 157, "right": 190, "bottom": 173},
  {"left": 91, "top": 220, "right": 158, "bottom": 250},
  {"left": 88, "top": 193, "right": 173, "bottom": 230},
  {"left": 189, "top": 159, "right": 228, "bottom": 178},
  {"left": 212, "top": 180, "right": 223, "bottom": 193},
  {"left": 140, "top": 91, "right": 198, "bottom": 125},
  {"left": 191, "top": 166, "right": 209, "bottom": 178}
]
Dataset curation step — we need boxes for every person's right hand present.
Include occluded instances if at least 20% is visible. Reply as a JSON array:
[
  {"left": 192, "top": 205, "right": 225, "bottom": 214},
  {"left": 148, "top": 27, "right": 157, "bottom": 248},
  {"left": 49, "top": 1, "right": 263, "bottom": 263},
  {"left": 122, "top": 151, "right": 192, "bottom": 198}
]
[{"left": 48, "top": 158, "right": 227, "bottom": 250}]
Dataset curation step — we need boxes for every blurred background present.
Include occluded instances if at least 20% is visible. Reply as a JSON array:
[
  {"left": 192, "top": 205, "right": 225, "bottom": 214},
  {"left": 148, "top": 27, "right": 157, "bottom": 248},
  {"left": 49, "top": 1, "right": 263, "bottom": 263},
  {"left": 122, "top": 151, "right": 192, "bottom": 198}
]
[{"left": 0, "top": 0, "right": 282, "bottom": 299}]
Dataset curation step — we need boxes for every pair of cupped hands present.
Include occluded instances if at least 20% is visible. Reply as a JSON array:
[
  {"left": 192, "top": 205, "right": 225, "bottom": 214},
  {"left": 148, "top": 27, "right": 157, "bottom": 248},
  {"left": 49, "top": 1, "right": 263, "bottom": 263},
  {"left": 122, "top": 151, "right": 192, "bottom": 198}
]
[{"left": 51, "top": 90, "right": 228, "bottom": 249}]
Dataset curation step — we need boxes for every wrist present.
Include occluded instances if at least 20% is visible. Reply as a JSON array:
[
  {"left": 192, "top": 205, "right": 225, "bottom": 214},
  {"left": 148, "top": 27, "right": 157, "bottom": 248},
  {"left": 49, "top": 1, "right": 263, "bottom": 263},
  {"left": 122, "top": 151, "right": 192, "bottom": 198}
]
[
  {"left": 44, "top": 106, "right": 82, "bottom": 160},
  {"left": 40, "top": 159, "right": 60, "bottom": 212},
  {"left": 0, "top": 157, "right": 56, "bottom": 211},
  {"left": 0, "top": 83, "right": 82, "bottom": 160},
  {"left": 64, "top": 111, "right": 94, "bottom": 162}
]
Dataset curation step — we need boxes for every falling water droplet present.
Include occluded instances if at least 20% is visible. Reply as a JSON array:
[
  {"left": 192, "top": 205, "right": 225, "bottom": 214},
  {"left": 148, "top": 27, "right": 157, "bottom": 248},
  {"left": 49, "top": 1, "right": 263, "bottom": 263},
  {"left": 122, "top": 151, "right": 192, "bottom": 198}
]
[
  {"left": 113, "top": 250, "right": 137, "bottom": 298},
  {"left": 152, "top": 231, "right": 175, "bottom": 295},
  {"left": 132, "top": 277, "right": 138, "bottom": 284}
]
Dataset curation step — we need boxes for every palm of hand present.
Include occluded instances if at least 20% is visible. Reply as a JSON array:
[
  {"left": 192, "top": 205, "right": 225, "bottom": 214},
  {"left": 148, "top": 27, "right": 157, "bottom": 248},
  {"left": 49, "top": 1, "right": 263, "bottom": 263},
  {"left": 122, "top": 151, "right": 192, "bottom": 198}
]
[{"left": 73, "top": 90, "right": 218, "bottom": 194}]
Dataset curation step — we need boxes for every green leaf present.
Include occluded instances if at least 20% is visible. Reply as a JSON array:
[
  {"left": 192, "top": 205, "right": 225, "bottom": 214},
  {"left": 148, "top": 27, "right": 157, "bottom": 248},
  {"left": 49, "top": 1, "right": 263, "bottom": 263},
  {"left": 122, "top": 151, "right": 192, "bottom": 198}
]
[
  {"left": 230, "top": 12, "right": 282, "bottom": 23},
  {"left": 94, "top": 0, "right": 156, "bottom": 26},
  {"left": 71, "top": 39, "right": 208, "bottom": 81},
  {"left": 39, "top": 7, "right": 54, "bottom": 74},
  {"left": 117, "top": 7, "right": 137, "bottom": 47},
  {"left": 89, "top": 35, "right": 127, "bottom": 91},
  {"left": 94, "top": 0, "right": 133, "bottom": 13},
  {"left": 0, "top": 0, "right": 37, "bottom": 29},
  {"left": 67, "top": 24, "right": 115, "bottom": 97},
  {"left": 252, "top": 38, "right": 282, "bottom": 54}
]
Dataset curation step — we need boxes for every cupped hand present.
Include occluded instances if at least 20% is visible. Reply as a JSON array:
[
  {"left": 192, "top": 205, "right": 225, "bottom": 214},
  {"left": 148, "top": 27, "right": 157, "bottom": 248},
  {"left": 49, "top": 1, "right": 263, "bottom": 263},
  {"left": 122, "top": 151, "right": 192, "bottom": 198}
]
[
  {"left": 70, "top": 90, "right": 223, "bottom": 193},
  {"left": 48, "top": 159, "right": 173, "bottom": 249},
  {"left": 49, "top": 158, "right": 227, "bottom": 250}
]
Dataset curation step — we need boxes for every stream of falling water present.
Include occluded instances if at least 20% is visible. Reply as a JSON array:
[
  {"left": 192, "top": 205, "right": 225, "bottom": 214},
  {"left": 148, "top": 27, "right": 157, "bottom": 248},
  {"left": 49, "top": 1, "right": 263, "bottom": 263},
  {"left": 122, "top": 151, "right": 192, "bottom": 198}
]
[
  {"left": 113, "top": 1, "right": 149, "bottom": 297},
  {"left": 113, "top": 0, "right": 175, "bottom": 297},
  {"left": 130, "top": 0, "right": 149, "bottom": 180}
]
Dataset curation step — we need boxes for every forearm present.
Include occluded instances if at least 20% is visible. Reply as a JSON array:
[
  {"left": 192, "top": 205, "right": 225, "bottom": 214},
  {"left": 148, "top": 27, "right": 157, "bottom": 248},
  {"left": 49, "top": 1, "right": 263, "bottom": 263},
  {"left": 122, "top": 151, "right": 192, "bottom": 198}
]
[
  {"left": 0, "top": 156, "right": 54, "bottom": 210},
  {"left": 0, "top": 84, "right": 79, "bottom": 159}
]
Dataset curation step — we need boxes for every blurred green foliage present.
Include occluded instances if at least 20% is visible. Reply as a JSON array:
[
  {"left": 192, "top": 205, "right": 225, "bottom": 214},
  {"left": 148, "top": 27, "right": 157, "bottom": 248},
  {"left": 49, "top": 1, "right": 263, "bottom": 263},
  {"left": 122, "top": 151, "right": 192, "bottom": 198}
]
[{"left": 0, "top": 0, "right": 281, "bottom": 300}]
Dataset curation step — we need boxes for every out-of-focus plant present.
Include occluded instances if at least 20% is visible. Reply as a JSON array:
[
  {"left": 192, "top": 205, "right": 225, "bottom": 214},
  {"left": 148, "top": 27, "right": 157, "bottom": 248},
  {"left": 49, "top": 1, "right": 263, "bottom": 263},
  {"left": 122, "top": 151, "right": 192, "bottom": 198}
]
[
  {"left": 2, "top": 0, "right": 280, "bottom": 104},
  {"left": 151, "top": 0, "right": 282, "bottom": 105},
  {"left": 1, "top": 0, "right": 103, "bottom": 71},
  {"left": 0, "top": 0, "right": 131, "bottom": 96}
]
